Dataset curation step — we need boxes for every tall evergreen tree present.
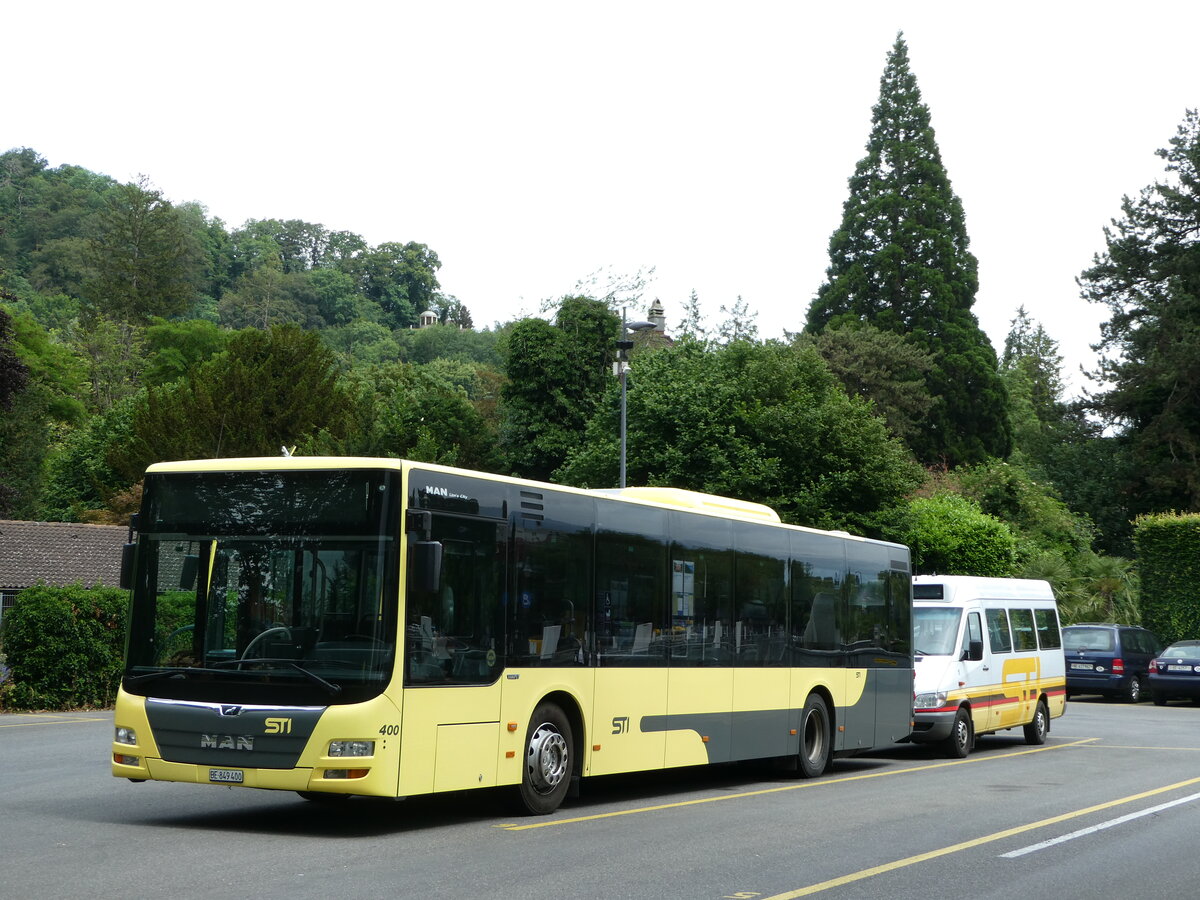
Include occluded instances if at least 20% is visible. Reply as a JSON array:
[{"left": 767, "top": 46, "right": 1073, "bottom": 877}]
[
  {"left": 806, "top": 33, "right": 1010, "bottom": 466},
  {"left": 1080, "top": 108, "right": 1200, "bottom": 513}
]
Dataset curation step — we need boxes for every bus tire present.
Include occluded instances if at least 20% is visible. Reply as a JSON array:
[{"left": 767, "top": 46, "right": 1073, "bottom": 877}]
[
  {"left": 516, "top": 702, "right": 573, "bottom": 815},
  {"left": 1023, "top": 698, "right": 1049, "bottom": 745},
  {"left": 944, "top": 707, "right": 972, "bottom": 759},
  {"left": 798, "top": 693, "right": 832, "bottom": 778}
]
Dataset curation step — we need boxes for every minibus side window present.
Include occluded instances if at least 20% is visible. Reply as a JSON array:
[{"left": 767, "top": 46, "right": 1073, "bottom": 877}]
[
  {"left": 986, "top": 608, "right": 1012, "bottom": 653},
  {"left": 1009, "top": 608, "right": 1038, "bottom": 651}
]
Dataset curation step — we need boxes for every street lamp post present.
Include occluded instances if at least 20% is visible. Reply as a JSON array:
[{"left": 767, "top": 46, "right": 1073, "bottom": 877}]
[{"left": 616, "top": 310, "right": 656, "bottom": 489}]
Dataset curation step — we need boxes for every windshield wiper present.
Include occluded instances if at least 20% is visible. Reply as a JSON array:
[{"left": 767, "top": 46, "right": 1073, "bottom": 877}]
[
  {"left": 125, "top": 666, "right": 247, "bottom": 685},
  {"left": 210, "top": 658, "right": 342, "bottom": 695}
]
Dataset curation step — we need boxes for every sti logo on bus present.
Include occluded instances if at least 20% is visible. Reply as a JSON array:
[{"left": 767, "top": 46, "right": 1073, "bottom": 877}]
[
  {"left": 611, "top": 716, "right": 629, "bottom": 734},
  {"left": 264, "top": 717, "right": 292, "bottom": 734},
  {"left": 201, "top": 734, "right": 254, "bottom": 751}
]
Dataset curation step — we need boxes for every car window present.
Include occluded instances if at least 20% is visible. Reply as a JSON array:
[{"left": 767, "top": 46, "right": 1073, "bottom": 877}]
[
  {"left": 1161, "top": 642, "right": 1200, "bottom": 658},
  {"left": 1063, "top": 628, "right": 1114, "bottom": 652}
]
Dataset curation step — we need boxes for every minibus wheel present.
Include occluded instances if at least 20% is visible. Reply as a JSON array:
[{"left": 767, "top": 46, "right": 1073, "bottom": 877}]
[
  {"left": 944, "top": 707, "right": 972, "bottom": 759},
  {"left": 1023, "top": 698, "right": 1049, "bottom": 745}
]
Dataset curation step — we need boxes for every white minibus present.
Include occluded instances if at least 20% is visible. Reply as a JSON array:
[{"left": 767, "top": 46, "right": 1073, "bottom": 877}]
[{"left": 910, "top": 575, "right": 1066, "bottom": 758}]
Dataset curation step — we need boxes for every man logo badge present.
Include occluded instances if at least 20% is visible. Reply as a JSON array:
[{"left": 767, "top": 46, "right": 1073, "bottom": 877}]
[{"left": 219, "top": 705, "right": 243, "bottom": 717}]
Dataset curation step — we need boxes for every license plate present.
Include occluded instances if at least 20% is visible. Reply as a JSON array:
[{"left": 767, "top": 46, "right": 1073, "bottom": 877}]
[
  {"left": 1168, "top": 665, "right": 1192, "bottom": 672},
  {"left": 209, "top": 768, "right": 244, "bottom": 783},
  {"left": 1070, "top": 663, "right": 1094, "bottom": 671}
]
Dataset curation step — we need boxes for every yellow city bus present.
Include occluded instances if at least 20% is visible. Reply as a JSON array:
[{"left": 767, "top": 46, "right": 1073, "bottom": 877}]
[{"left": 112, "top": 456, "right": 913, "bottom": 814}]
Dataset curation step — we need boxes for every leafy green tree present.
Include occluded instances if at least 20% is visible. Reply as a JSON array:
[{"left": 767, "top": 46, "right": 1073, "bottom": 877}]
[
  {"left": 806, "top": 34, "right": 1010, "bottom": 466},
  {"left": 217, "top": 266, "right": 322, "bottom": 330},
  {"left": 73, "top": 315, "right": 144, "bottom": 412},
  {"left": 141, "top": 318, "right": 230, "bottom": 387},
  {"left": 313, "top": 361, "right": 499, "bottom": 470},
  {"left": 885, "top": 493, "right": 1017, "bottom": 576},
  {"left": 353, "top": 241, "right": 441, "bottom": 329},
  {"left": 39, "top": 393, "right": 139, "bottom": 521},
  {"left": 118, "top": 325, "right": 351, "bottom": 475},
  {"left": 84, "top": 177, "right": 201, "bottom": 323},
  {"left": 398, "top": 322, "right": 500, "bottom": 366},
  {"left": 801, "top": 322, "right": 934, "bottom": 445},
  {"left": 0, "top": 301, "right": 31, "bottom": 514},
  {"left": 322, "top": 320, "right": 403, "bottom": 369},
  {"left": 0, "top": 303, "right": 28, "bottom": 410},
  {"left": 1079, "top": 108, "right": 1200, "bottom": 513},
  {"left": 559, "top": 338, "right": 922, "bottom": 534},
  {"left": 433, "top": 295, "right": 474, "bottom": 328},
  {"left": 499, "top": 298, "right": 620, "bottom": 481},
  {"left": 952, "top": 460, "right": 1094, "bottom": 562}
]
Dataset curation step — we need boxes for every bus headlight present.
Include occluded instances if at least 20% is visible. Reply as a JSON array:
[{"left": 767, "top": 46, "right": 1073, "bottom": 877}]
[
  {"left": 115, "top": 726, "right": 137, "bottom": 745},
  {"left": 329, "top": 740, "right": 375, "bottom": 758},
  {"left": 914, "top": 692, "right": 948, "bottom": 710}
]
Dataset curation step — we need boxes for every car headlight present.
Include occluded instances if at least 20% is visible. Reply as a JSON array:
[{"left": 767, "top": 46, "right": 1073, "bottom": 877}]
[
  {"left": 329, "top": 740, "right": 375, "bottom": 758},
  {"left": 914, "top": 691, "right": 948, "bottom": 710}
]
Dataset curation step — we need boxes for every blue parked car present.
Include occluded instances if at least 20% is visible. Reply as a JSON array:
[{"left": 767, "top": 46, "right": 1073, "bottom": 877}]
[
  {"left": 1062, "top": 624, "right": 1161, "bottom": 703},
  {"left": 1149, "top": 640, "right": 1200, "bottom": 705}
]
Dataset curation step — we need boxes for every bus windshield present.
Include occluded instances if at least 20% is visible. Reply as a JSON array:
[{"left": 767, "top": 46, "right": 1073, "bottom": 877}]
[
  {"left": 123, "top": 469, "right": 401, "bottom": 705},
  {"left": 913, "top": 606, "right": 962, "bottom": 657}
]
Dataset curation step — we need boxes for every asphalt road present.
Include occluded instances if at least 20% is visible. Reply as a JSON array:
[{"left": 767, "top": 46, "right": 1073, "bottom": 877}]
[{"left": 2, "top": 696, "right": 1199, "bottom": 899}]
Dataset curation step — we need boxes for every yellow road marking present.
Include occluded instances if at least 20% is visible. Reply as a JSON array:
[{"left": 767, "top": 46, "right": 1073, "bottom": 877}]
[
  {"left": 495, "top": 738, "right": 1097, "bottom": 831},
  {"left": 760, "top": 775, "right": 1200, "bottom": 899},
  {"left": 0, "top": 714, "right": 107, "bottom": 728}
]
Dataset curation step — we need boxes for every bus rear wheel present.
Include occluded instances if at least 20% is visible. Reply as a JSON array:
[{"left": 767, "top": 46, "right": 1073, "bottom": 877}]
[
  {"left": 798, "top": 693, "right": 831, "bottom": 778},
  {"left": 516, "top": 702, "right": 573, "bottom": 815}
]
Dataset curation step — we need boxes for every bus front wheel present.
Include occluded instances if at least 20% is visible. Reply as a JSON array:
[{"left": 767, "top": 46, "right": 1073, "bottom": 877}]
[
  {"left": 516, "top": 702, "right": 573, "bottom": 815},
  {"left": 798, "top": 693, "right": 831, "bottom": 778}
]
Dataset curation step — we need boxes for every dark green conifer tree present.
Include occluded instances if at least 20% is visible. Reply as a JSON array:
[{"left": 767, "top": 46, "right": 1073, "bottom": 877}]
[
  {"left": 1080, "top": 109, "right": 1200, "bottom": 513},
  {"left": 806, "top": 33, "right": 1011, "bottom": 466}
]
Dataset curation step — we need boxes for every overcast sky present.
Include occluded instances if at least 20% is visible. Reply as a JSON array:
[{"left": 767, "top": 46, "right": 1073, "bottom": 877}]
[{"left": 9, "top": 1, "right": 1199, "bottom": 396}]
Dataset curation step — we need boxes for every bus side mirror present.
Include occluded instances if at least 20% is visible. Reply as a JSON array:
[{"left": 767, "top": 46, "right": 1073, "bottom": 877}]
[
  {"left": 965, "top": 639, "right": 984, "bottom": 662},
  {"left": 120, "top": 543, "right": 136, "bottom": 590},
  {"left": 411, "top": 541, "right": 443, "bottom": 594}
]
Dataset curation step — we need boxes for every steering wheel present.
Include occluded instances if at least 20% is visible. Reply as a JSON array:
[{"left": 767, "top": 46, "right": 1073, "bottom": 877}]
[{"left": 241, "top": 625, "right": 293, "bottom": 659}]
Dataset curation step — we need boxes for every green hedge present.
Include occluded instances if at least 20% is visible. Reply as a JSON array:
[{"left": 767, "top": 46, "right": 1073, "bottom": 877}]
[
  {"left": 1134, "top": 513, "right": 1200, "bottom": 646},
  {"left": 0, "top": 584, "right": 128, "bottom": 710}
]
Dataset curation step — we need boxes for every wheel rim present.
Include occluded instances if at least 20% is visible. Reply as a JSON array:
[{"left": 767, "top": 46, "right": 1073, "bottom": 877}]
[
  {"left": 1036, "top": 707, "right": 1047, "bottom": 738},
  {"left": 954, "top": 716, "right": 970, "bottom": 753},
  {"left": 525, "top": 722, "right": 568, "bottom": 795},
  {"left": 802, "top": 705, "right": 827, "bottom": 766},
  {"left": 1130, "top": 679, "right": 1141, "bottom": 702}
]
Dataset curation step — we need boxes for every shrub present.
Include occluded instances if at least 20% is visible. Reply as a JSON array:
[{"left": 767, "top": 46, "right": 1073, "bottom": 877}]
[
  {"left": 886, "top": 493, "right": 1017, "bottom": 577},
  {"left": 0, "top": 584, "right": 127, "bottom": 710}
]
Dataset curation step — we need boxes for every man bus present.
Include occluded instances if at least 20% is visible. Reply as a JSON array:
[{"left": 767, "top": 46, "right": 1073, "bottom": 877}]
[{"left": 112, "top": 456, "right": 913, "bottom": 814}]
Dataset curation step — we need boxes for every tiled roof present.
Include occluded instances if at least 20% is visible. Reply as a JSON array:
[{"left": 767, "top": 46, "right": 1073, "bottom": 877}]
[{"left": 0, "top": 520, "right": 128, "bottom": 590}]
